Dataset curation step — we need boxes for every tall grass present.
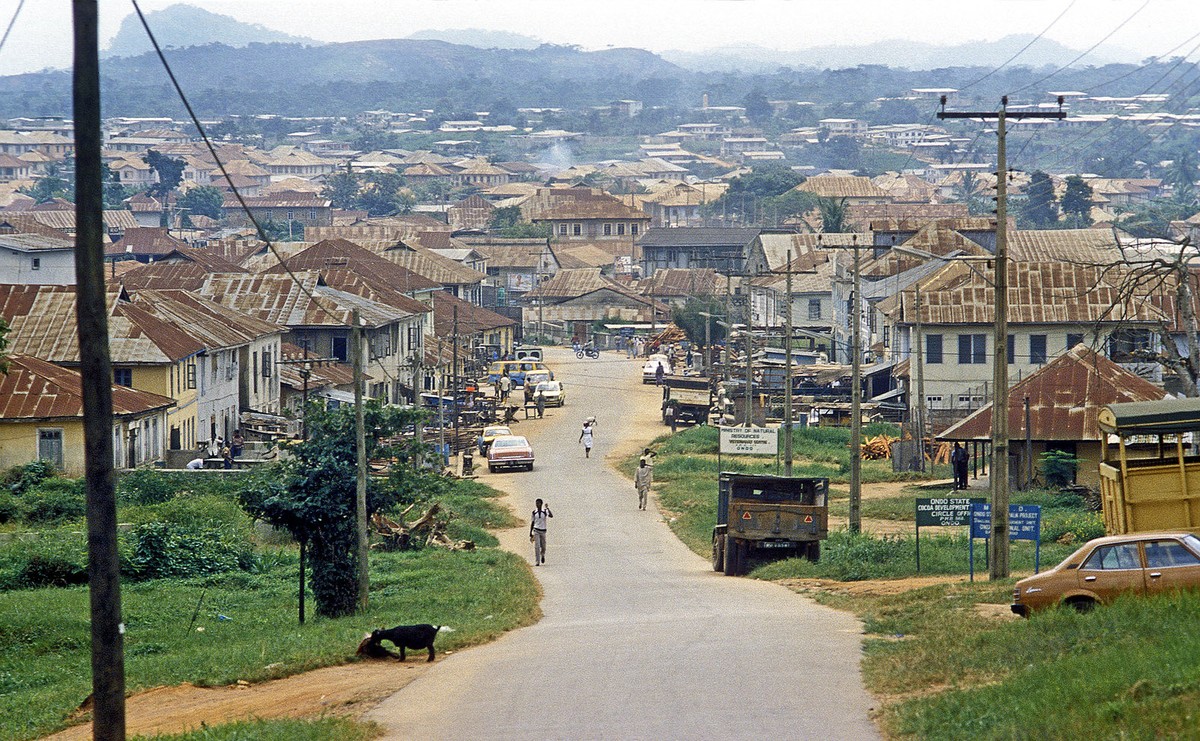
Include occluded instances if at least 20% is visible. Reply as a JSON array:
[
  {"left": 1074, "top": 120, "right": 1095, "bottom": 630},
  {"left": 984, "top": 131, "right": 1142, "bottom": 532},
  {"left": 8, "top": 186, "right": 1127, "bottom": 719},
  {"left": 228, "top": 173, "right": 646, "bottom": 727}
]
[{"left": 130, "top": 716, "right": 379, "bottom": 740}]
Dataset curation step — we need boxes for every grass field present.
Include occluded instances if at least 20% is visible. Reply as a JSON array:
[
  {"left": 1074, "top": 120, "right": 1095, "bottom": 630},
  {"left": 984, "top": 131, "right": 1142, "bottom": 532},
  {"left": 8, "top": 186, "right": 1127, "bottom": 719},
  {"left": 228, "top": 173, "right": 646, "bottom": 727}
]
[{"left": 0, "top": 473, "right": 537, "bottom": 741}]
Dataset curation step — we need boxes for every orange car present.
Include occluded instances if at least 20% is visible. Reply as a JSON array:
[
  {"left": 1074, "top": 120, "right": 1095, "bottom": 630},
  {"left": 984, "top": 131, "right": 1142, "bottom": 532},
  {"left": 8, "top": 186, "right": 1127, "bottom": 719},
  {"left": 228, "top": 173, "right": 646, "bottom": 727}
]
[{"left": 1011, "top": 532, "right": 1200, "bottom": 616}]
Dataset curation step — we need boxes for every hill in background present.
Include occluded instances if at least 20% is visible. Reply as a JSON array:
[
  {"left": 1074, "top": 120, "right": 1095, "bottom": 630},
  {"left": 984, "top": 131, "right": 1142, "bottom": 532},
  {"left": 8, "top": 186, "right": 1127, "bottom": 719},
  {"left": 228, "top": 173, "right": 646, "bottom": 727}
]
[{"left": 102, "top": 3, "right": 318, "bottom": 59}]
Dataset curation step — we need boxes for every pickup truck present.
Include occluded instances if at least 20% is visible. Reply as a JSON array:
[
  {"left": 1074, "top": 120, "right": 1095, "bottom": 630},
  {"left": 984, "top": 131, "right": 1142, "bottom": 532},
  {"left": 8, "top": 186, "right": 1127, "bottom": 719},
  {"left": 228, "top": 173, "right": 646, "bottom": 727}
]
[{"left": 712, "top": 472, "right": 828, "bottom": 576}]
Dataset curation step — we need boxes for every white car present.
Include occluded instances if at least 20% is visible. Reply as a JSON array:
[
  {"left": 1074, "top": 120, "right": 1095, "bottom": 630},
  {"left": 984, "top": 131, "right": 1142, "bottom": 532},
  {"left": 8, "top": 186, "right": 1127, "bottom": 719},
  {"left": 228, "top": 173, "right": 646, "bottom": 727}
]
[
  {"left": 642, "top": 355, "right": 672, "bottom": 384},
  {"left": 536, "top": 380, "right": 566, "bottom": 406}
]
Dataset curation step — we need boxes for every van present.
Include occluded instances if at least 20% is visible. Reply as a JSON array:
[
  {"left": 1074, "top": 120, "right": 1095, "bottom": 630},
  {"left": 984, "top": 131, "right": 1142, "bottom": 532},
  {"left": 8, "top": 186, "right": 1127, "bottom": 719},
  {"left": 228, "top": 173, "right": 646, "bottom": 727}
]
[
  {"left": 514, "top": 346, "right": 543, "bottom": 362},
  {"left": 487, "top": 360, "right": 553, "bottom": 387}
]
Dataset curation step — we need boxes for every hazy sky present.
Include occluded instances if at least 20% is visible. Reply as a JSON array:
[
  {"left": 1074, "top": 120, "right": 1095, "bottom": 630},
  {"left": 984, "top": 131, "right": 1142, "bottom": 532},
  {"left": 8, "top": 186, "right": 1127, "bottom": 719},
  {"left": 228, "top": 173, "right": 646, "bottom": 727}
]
[{"left": 1, "top": 0, "right": 1198, "bottom": 75}]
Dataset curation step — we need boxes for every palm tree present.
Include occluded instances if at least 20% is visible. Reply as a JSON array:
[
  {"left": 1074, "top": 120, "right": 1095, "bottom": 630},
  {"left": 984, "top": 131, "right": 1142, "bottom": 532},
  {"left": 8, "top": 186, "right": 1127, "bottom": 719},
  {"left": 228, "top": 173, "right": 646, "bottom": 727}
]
[{"left": 816, "top": 196, "right": 850, "bottom": 233}]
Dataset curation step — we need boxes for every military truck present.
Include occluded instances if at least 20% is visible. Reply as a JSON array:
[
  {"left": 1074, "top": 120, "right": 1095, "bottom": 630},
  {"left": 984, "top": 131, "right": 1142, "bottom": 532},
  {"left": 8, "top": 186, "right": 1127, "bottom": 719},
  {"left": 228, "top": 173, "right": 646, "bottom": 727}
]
[
  {"left": 661, "top": 375, "right": 712, "bottom": 425},
  {"left": 712, "top": 472, "right": 828, "bottom": 576}
]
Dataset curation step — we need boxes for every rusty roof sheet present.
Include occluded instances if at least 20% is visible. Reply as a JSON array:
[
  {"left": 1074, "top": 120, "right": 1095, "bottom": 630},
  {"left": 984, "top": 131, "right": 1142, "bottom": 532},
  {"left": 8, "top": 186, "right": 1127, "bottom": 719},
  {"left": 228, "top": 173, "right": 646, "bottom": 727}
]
[
  {"left": 259, "top": 238, "right": 442, "bottom": 293},
  {"left": 221, "top": 191, "right": 331, "bottom": 209},
  {"left": 379, "top": 243, "right": 486, "bottom": 286},
  {"left": 198, "top": 272, "right": 406, "bottom": 329},
  {"left": 0, "top": 354, "right": 174, "bottom": 421},
  {"left": 939, "top": 344, "right": 1167, "bottom": 442},
  {"left": 1008, "top": 228, "right": 1123, "bottom": 263},
  {"left": 105, "top": 227, "right": 189, "bottom": 257},
  {"left": 525, "top": 268, "right": 610, "bottom": 299},
  {"left": 317, "top": 269, "right": 431, "bottom": 316},
  {"left": 468, "top": 241, "right": 552, "bottom": 270},
  {"left": 796, "top": 175, "right": 890, "bottom": 199},
  {"left": 432, "top": 291, "right": 516, "bottom": 335},
  {"left": 862, "top": 223, "right": 992, "bottom": 278},
  {"left": 635, "top": 268, "right": 724, "bottom": 297},
  {"left": 0, "top": 232, "right": 73, "bottom": 252},
  {"left": 550, "top": 244, "right": 617, "bottom": 270},
  {"left": 129, "top": 289, "right": 287, "bottom": 348},
  {"left": 887, "top": 259, "right": 1170, "bottom": 326},
  {"left": 118, "top": 261, "right": 216, "bottom": 291},
  {"left": 2, "top": 209, "right": 139, "bottom": 232},
  {"left": 278, "top": 342, "right": 355, "bottom": 389},
  {"left": 0, "top": 213, "right": 73, "bottom": 240}
]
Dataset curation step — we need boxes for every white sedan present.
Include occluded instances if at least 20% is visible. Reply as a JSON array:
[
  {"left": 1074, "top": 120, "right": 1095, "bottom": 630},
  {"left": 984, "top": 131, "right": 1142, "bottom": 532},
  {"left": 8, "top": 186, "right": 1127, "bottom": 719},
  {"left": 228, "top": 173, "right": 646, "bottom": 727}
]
[{"left": 642, "top": 355, "right": 672, "bottom": 383}]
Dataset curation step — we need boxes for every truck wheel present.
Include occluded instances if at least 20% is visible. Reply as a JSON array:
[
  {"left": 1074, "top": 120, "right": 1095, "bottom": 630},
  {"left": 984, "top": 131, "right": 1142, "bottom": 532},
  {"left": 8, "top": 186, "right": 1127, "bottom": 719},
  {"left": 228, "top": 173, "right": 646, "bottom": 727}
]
[
  {"left": 724, "top": 538, "right": 742, "bottom": 576},
  {"left": 805, "top": 541, "right": 820, "bottom": 563},
  {"left": 712, "top": 534, "right": 725, "bottom": 572}
]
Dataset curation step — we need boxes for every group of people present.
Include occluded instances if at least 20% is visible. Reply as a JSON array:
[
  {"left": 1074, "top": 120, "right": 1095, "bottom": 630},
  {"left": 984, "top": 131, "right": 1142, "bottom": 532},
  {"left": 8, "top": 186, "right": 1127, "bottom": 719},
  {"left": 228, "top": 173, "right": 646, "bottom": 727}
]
[{"left": 186, "top": 430, "right": 245, "bottom": 470}]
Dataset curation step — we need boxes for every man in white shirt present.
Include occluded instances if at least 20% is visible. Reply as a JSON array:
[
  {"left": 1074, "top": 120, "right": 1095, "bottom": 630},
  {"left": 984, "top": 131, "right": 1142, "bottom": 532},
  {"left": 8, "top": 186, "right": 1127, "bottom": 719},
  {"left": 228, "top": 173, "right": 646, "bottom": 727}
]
[
  {"left": 529, "top": 498, "right": 553, "bottom": 565},
  {"left": 634, "top": 458, "right": 653, "bottom": 510}
]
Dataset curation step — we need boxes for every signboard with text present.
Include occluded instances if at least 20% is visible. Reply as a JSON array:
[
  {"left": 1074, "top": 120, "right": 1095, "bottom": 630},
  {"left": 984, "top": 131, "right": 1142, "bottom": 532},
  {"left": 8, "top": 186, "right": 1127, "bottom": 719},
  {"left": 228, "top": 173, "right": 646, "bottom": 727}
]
[
  {"left": 915, "top": 498, "right": 987, "bottom": 527},
  {"left": 719, "top": 426, "right": 779, "bottom": 456},
  {"left": 969, "top": 502, "right": 1043, "bottom": 578}
]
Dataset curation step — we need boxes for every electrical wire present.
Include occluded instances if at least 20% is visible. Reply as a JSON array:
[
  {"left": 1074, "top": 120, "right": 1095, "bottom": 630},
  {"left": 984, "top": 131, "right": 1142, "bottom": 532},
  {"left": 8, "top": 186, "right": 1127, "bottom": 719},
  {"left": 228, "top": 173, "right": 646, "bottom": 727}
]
[
  {"left": 958, "top": 0, "right": 1078, "bottom": 93},
  {"left": 0, "top": 0, "right": 25, "bottom": 60}
]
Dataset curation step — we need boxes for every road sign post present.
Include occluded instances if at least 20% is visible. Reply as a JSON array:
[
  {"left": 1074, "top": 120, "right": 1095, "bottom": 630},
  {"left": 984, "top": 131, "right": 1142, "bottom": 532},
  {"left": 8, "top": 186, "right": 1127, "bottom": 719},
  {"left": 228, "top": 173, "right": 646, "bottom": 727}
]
[
  {"left": 914, "top": 497, "right": 986, "bottom": 572},
  {"left": 969, "top": 503, "right": 1042, "bottom": 581}
]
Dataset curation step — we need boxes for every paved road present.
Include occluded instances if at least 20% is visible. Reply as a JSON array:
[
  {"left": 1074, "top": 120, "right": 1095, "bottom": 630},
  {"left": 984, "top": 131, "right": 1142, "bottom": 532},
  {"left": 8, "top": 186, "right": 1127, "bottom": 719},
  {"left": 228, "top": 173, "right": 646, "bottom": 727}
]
[{"left": 367, "top": 348, "right": 878, "bottom": 740}]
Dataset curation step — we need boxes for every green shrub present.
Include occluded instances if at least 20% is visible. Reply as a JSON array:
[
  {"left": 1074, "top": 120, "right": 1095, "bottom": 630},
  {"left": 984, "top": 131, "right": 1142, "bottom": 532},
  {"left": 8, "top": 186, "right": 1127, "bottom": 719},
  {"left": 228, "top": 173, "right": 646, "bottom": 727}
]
[
  {"left": 0, "top": 491, "right": 20, "bottom": 524},
  {"left": 0, "top": 531, "right": 89, "bottom": 589},
  {"left": 121, "top": 522, "right": 255, "bottom": 581},
  {"left": 117, "top": 468, "right": 177, "bottom": 505},
  {"left": 1040, "top": 449, "right": 1078, "bottom": 487},
  {"left": 21, "top": 479, "right": 85, "bottom": 524},
  {"left": 2, "top": 460, "right": 56, "bottom": 496},
  {"left": 1042, "top": 511, "right": 1106, "bottom": 544}
]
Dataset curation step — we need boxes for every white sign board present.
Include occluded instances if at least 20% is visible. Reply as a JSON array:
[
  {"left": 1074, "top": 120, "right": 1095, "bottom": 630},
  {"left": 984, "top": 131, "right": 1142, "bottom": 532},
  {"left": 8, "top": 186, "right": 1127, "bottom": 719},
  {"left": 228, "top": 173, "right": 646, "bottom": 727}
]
[{"left": 719, "top": 426, "right": 779, "bottom": 456}]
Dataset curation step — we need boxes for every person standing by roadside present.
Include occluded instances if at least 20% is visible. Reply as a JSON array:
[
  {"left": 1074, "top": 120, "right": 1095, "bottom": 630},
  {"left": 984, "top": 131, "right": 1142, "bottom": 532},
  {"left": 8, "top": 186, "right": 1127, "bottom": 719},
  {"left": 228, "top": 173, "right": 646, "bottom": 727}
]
[
  {"left": 529, "top": 498, "right": 553, "bottom": 565},
  {"left": 230, "top": 429, "right": 245, "bottom": 458},
  {"left": 635, "top": 458, "right": 653, "bottom": 510},
  {"left": 640, "top": 447, "right": 656, "bottom": 468},
  {"left": 499, "top": 373, "right": 511, "bottom": 403},
  {"left": 951, "top": 442, "right": 969, "bottom": 490},
  {"left": 536, "top": 389, "right": 546, "bottom": 419},
  {"left": 579, "top": 420, "right": 595, "bottom": 458},
  {"left": 664, "top": 402, "right": 677, "bottom": 433}
]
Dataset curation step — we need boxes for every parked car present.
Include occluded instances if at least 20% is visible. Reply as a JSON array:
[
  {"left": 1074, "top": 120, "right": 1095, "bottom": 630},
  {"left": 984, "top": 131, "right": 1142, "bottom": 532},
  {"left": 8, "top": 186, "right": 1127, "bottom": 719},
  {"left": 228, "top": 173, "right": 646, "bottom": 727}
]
[
  {"left": 488, "top": 360, "right": 553, "bottom": 387},
  {"left": 487, "top": 435, "right": 534, "bottom": 472},
  {"left": 524, "top": 371, "right": 552, "bottom": 389},
  {"left": 536, "top": 380, "right": 566, "bottom": 407},
  {"left": 479, "top": 425, "right": 512, "bottom": 454},
  {"left": 642, "top": 355, "right": 672, "bottom": 384},
  {"left": 1011, "top": 531, "right": 1200, "bottom": 616}
]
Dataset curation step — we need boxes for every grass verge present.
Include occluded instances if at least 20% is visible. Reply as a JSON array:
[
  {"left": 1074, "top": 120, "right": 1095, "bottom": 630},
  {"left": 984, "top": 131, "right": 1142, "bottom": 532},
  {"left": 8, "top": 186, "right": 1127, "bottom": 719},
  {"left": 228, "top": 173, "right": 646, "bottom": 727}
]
[{"left": 131, "top": 716, "right": 381, "bottom": 740}]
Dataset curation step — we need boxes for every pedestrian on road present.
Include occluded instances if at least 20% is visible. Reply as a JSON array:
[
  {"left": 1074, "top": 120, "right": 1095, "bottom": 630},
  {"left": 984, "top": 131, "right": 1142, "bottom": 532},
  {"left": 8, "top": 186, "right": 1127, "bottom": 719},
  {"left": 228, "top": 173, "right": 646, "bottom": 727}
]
[
  {"left": 579, "top": 420, "right": 594, "bottom": 458},
  {"left": 951, "top": 442, "right": 969, "bottom": 490},
  {"left": 529, "top": 498, "right": 553, "bottom": 565},
  {"left": 655, "top": 362, "right": 665, "bottom": 386},
  {"left": 665, "top": 403, "right": 677, "bottom": 433},
  {"left": 536, "top": 390, "right": 546, "bottom": 419},
  {"left": 499, "top": 373, "right": 511, "bottom": 402},
  {"left": 635, "top": 458, "right": 653, "bottom": 510},
  {"left": 640, "top": 447, "right": 656, "bottom": 468}
]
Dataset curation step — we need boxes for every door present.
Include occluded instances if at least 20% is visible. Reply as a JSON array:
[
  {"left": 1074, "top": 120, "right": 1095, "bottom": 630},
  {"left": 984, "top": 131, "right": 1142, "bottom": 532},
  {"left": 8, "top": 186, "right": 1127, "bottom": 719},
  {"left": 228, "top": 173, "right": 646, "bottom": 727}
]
[
  {"left": 1077, "top": 542, "right": 1146, "bottom": 602},
  {"left": 37, "top": 429, "right": 64, "bottom": 470},
  {"left": 1142, "top": 538, "right": 1200, "bottom": 596}
]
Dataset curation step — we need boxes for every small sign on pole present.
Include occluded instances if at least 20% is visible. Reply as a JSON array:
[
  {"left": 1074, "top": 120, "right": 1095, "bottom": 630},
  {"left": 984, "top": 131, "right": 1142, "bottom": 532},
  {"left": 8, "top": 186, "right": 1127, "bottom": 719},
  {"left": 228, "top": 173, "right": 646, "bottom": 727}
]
[{"left": 719, "top": 425, "right": 779, "bottom": 456}]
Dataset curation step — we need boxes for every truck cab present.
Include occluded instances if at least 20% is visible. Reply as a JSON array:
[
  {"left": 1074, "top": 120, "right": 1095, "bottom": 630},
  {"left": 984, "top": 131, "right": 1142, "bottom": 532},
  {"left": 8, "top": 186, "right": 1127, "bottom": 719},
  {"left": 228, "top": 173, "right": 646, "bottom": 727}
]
[{"left": 712, "top": 472, "right": 829, "bottom": 576}]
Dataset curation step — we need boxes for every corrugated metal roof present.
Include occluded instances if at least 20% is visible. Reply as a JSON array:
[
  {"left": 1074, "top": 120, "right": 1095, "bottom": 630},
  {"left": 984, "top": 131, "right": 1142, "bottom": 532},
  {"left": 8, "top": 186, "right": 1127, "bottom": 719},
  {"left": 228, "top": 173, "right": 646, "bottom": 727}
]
[
  {"left": 2, "top": 209, "right": 139, "bottom": 232},
  {"left": 105, "top": 227, "right": 189, "bottom": 257},
  {"left": 129, "top": 289, "right": 287, "bottom": 349},
  {"left": 1009, "top": 228, "right": 1123, "bottom": 263},
  {"left": 278, "top": 342, "right": 355, "bottom": 389},
  {"left": 638, "top": 227, "right": 762, "bottom": 248},
  {"left": 380, "top": 243, "right": 486, "bottom": 286},
  {"left": 432, "top": 291, "right": 516, "bottom": 335},
  {"left": 468, "top": 242, "right": 553, "bottom": 270},
  {"left": 939, "top": 344, "right": 1166, "bottom": 442},
  {"left": 199, "top": 272, "right": 405, "bottom": 328},
  {"left": 0, "top": 233, "right": 73, "bottom": 252},
  {"left": 635, "top": 268, "right": 724, "bottom": 297},
  {"left": 0, "top": 354, "right": 174, "bottom": 421},
  {"left": 796, "top": 175, "right": 889, "bottom": 199},
  {"left": 259, "top": 238, "right": 442, "bottom": 293}
]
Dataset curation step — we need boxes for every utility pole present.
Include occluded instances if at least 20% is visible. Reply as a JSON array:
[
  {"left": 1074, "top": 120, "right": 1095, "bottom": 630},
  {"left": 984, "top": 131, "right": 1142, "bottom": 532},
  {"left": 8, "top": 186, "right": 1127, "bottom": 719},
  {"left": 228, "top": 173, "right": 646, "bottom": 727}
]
[
  {"left": 743, "top": 271, "right": 754, "bottom": 426},
  {"left": 938, "top": 95, "right": 1064, "bottom": 579},
  {"left": 849, "top": 236, "right": 862, "bottom": 533},
  {"left": 352, "top": 310, "right": 368, "bottom": 611},
  {"left": 452, "top": 307, "right": 459, "bottom": 454},
  {"left": 914, "top": 281, "right": 926, "bottom": 473},
  {"left": 784, "top": 248, "right": 794, "bottom": 475},
  {"left": 723, "top": 274, "right": 732, "bottom": 382},
  {"left": 74, "top": 3, "right": 125, "bottom": 737}
]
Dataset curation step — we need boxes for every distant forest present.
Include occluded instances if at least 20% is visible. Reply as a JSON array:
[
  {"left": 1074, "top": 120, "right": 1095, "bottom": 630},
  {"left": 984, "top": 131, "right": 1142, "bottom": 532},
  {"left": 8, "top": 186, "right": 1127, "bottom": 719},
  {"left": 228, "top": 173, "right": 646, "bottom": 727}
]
[{"left": 0, "top": 39, "right": 1196, "bottom": 122}]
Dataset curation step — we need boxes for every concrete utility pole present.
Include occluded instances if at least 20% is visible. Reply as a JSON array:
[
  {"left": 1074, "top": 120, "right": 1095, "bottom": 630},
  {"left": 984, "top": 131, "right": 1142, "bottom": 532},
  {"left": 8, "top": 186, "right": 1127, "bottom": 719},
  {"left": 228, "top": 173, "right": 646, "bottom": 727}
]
[
  {"left": 784, "top": 248, "right": 794, "bottom": 475},
  {"left": 849, "top": 236, "right": 862, "bottom": 533},
  {"left": 938, "top": 95, "right": 1064, "bottom": 579},
  {"left": 914, "top": 281, "right": 926, "bottom": 473},
  {"left": 73, "top": 2, "right": 125, "bottom": 736},
  {"left": 352, "top": 310, "right": 368, "bottom": 611},
  {"left": 743, "top": 272, "right": 754, "bottom": 426}
]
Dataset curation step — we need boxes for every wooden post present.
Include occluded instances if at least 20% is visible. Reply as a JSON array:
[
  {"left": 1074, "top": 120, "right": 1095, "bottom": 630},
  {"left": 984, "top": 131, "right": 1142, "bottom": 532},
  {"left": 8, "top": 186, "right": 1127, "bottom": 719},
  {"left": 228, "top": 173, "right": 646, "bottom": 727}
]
[{"left": 352, "top": 310, "right": 368, "bottom": 611}]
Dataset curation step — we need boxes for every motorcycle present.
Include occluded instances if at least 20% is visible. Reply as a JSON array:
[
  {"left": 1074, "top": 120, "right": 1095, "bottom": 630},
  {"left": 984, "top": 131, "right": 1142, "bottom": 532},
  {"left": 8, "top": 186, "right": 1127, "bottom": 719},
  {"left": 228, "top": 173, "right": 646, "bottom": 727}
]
[{"left": 576, "top": 346, "right": 600, "bottom": 359}]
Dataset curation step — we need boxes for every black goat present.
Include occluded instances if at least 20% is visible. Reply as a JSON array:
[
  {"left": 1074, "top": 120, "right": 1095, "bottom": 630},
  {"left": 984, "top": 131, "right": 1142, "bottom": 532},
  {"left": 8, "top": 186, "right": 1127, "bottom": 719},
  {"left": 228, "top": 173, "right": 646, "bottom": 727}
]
[{"left": 370, "top": 624, "right": 443, "bottom": 662}]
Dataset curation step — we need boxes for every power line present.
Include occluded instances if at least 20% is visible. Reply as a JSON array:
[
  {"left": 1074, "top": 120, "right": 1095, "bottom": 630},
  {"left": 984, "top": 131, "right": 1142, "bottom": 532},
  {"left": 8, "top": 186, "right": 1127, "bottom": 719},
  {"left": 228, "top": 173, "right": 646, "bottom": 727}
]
[
  {"left": 0, "top": 0, "right": 25, "bottom": 59},
  {"left": 959, "top": 0, "right": 1078, "bottom": 93}
]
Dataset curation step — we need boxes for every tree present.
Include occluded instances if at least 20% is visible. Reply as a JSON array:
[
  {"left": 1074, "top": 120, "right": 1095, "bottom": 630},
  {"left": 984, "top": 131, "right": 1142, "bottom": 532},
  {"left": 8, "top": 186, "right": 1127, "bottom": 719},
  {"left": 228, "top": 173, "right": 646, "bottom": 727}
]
[
  {"left": 672, "top": 297, "right": 727, "bottom": 346},
  {"left": 259, "top": 218, "right": 305, "bottom": 242},
  {"left": 321, "top": 172, "right": 361, "bottom": 210},
  {"left": 1115, "top": 200, "right": 1194, "bottom": 239},
  {"left": 102, "top": 163, "right": 132, "bottom": 210},
  {"left": 1061, "top": 176, "right": 1095, "bottom": 227},
  {"left": 21, "top": 172, "right": 71, "bottom": 204},
  {"left": 355, "top": 172, "right": 408, "bottom": 216},
  {"left": 143, "top": 150, "right": 185, "bottom": 198},
  {"left": 743, "top": 89, "right": 773, "bottom": 125},
  {"left": 1165, "top": 149, "right": 1198, "bottom": 207},
  {"left": 489, "top": 206, "right": 551, "bottom": 238},
  {"left": 238, "top": 402, "right": 423, "bottom": 618},
  {"left": 177, "top": 185, "right": 225, "bottom": 220},
  {"left": 1020, "top": 171, "right": 1058, "bottom": 228},
  {"left": 814, "top": 197, "right": 850, "bottom": 233},
  {"left": 950, "top": 171, "right": 989, "bottom": 216}
]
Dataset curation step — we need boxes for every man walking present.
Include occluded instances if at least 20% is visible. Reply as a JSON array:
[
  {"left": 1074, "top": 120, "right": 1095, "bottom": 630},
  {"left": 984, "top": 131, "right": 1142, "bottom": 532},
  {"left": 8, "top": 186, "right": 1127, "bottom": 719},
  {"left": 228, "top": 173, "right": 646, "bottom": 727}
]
[
  {"left": 529, "top": 498, "right": 553, "bottom": 565},
  {"left": 635, "top": 458, "right": 653, "bottom": 510},
  {"left": 499, "top": 373, "right": 511, "bottom": 403},
  {"left": 579, "top": 420, "right": 594, "bottom": 458},
  {"left": 536, "top": 389, "right": 546, "bottom": 419}
]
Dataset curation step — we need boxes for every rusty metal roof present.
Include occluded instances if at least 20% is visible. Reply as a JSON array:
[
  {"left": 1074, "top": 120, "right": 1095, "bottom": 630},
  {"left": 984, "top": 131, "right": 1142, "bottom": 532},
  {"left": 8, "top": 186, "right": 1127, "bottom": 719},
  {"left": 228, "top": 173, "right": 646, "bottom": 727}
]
[
  {"left": 260, "top": 238, "right": 442, "bottom": 293},
  {"left": 0, "top": 232, "right": 73, "bottom": 252},
  {"left": 2, "top": 209, "right": 139, "bottom": 233},
  {"left": 468, "top": 241, "right": 553, "bottom": 270},
  {"left": 635, "top": 268, "right": 724, "bottom": 297},
  {"left": 198, "top": 272, "right": 406, "bottom": 329},
  {"left": 278, "top": 342, "right": 355, "bottom": 390},
  {"left": 317, "top": 269, "right": 432, "bottom": 316},
  {"left": 432, "top": 291, "right": 516, "bottom": 336},
  {"left": 379, "top": 243, "right": 486, "bottom": 286},
  {"left": 1009, "top": 229, "right": 1123, "bottom": 263},
  {"left": 0, "top": 354, "right": 174, "bottom": 421},
  {"left": 796, "top": 175, "right": 889, "bottom": 199},
  {"left": 129, "top": 289, "right": 287, "bottom": 349},
  {"left": 939, "top": 344, "right": 1166, "bottom": 442},
  {"left": 888, "top": 260, "right": 1170, "bottom": 326},
  {"left": 105, "top": 227, "right": 189, "bottom": 257},
  {"left": 526, "top": 268, "right": 611, "bottom": 299}
]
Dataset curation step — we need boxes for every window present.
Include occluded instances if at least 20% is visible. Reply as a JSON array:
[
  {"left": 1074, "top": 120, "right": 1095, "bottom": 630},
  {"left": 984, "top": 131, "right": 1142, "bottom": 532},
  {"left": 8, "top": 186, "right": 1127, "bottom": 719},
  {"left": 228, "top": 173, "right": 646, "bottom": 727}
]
[
  {"left": 958, "top": 334, "right": 985, "bottom": 364},
  {"left": 31, "top": 257, "right": 40, "bottom": 270},
  {"left": 1083, "top": 543, "right": 1142, "bottom": 570},
  {"left": 113, "top": 368, "right": 133, "bottom": 387},
  {"left": 1007, "top": 335, "right": 1014, "bottom": 364},
  {"left": 1144, "top": 540, "right": 1200, "bottom": 568},
  {"left": 617, "top": 223, "right": 626, "bottom": 235},
  {"left": 572, "top": 223, "right": 582, "bottom": 236},
  {"left": 262, "top": 349, "right": 272, "bottom": 378},
  {"left": 925, "top": 395, "right": 943, "bottom": 408},
  {"left": 808, "top": 299, "right": 822, "bottom": 320},
  {"left": 1067, "top": 333, "right": 1084, "bottom": 351},
  {"left": 603, "top": 223, "right": 612, "bottom": 236},
  {"left": 308, "top": 209, "right": 316, "bottom": 220},
  {"left": 252, "top": 352, "right": 259, "bottom": 394},
  {"left": 37, "top": 429, "right": 63, "bottom": 469},
  {"left": 332, "top": 335, "right": 349, "bottom": 362},
  {"left": 186, "top": 362, "right": 196, "bottom": 389},
  {"left": 558, "top": 224, "right": 568, "bottom": 236},
  {"left": 957, "top": 394, "right": 983, "bottom": 407},
  {"left": 286, "top": 210, "right": 295, "bottom": 221},
  {"left": 1030, "top": 334, "right": 1047, "bottom": 365},
  {"left": 631, "top": 223, "right": 639, "bottom": 235},
  {"left": 926, "top": 334, "right": 943, "bottom": 364},
  {"left": 1108, "top": 329, "right": 1153, "bottom": 362}
]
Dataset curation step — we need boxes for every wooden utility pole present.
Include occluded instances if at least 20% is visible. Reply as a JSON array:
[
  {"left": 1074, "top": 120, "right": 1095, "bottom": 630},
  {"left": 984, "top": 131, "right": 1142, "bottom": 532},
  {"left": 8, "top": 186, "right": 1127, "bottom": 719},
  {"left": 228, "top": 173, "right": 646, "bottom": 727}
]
[
  {"left": 938, "top": 95, "right": 1064, "bottom": 579},
  {"left": 743, "top": 272, "right": 754, "bottom": 426},
  {"left": 352, "top": 310, "right": 368, "bottom": 610},
  {"left": 849, "top": 236, "right": 862, "bottom": 533},
  {"left": 784, "top": 249, "right": 794, "bottom": 475},
  {"left": 73, "top": 2, "right": 125, "bottom": 737},
  {"left": 914, "top": 281, "right": 926, "bottom": 473}
]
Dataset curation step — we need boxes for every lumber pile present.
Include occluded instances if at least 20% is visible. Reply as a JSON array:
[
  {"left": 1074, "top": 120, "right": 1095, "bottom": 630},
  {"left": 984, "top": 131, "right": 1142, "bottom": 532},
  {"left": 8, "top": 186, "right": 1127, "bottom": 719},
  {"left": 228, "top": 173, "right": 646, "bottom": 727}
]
[
  {"left": 370, "top": 503, "right": 475, "bottom": 552},
  {"left": 860, "top": 434, "right": 899, "bottom": 460}
]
